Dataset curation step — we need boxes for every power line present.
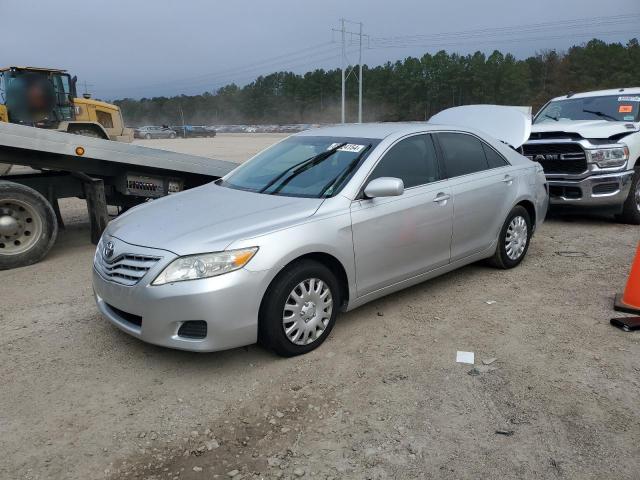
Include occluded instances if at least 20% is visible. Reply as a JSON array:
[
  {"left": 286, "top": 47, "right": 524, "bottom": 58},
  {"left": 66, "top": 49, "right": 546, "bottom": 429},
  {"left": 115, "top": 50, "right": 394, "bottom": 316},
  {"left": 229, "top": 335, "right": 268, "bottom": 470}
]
[
  {"left": 368, "top": 29, "right": 638, "bottom": 51},
  {"left": 98, "top": 42, "right": 337, "bottom": 94},
  {"left": 369, "top": 13, "right": 640, "bottom": 46}
]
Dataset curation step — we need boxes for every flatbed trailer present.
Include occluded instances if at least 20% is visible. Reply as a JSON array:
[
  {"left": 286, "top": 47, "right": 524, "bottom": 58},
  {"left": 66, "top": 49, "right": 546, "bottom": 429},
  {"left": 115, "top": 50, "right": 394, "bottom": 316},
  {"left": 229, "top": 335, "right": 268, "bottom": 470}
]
[{"left": 0, "top": 122, "right": 237, "bottom": 270}]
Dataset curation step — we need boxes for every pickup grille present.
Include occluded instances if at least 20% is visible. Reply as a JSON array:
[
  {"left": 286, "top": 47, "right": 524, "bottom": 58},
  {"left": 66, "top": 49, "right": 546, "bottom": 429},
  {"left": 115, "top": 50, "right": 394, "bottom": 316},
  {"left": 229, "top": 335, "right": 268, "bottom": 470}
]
[
  {"left": 95, "top": 252, "right": 161, "bottom": 286},
  {"left": 522, "top": 143, "right": 587, "bottom": 174}
]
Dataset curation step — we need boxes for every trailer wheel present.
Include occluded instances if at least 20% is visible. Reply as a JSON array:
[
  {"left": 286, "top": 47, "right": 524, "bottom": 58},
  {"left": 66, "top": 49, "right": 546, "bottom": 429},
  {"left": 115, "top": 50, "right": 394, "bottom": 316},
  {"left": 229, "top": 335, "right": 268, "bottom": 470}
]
[
  {"left": 70, "top": 127, "right": 104, "bottom": 139},
  {"left": 0, "top": 182, "right": 58, "bottom": 270}
]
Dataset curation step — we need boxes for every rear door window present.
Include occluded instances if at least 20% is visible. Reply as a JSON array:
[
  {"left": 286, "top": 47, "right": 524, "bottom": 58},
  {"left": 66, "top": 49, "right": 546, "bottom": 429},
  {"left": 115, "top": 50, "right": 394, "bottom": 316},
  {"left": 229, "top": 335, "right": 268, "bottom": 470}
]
[
  {"left": 482, "top": 143, "right": 509, "bottom": 168},
  {"left": 437, "top": 132, "right": 489, "bottom": 178}
]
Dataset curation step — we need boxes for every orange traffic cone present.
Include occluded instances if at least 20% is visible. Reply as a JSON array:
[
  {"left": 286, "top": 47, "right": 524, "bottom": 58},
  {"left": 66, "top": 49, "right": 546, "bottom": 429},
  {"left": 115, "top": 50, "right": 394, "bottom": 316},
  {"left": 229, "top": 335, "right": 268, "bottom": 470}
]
[{"left": 614, "top": 243, "right": 640, "bottom": 315}]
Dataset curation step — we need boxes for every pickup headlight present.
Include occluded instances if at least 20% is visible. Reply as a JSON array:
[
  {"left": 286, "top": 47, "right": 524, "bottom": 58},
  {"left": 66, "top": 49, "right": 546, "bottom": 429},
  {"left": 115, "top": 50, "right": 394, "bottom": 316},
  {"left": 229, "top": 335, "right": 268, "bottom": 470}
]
[
  {"left": 586, "top": 146, "right": 629, "bottom": 168},
  {"left": 152, "top": 247, "right": 258, "bottom": 285}
]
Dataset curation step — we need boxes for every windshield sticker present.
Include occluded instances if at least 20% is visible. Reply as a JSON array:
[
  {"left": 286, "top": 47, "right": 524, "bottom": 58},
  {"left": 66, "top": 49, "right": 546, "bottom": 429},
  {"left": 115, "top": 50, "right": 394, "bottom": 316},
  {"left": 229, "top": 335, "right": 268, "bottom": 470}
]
[
  {"left": 618, "top": 96, "right": 640, "bottom": 102},
  {"left": 337, "top": 144, "right": 366, "bottom": 153},
  {"left": 619, "top": 105, "right": 633, "bottom": 113},
  {"left": 624, "top": 115, "right": 635, "bottom": 121}
]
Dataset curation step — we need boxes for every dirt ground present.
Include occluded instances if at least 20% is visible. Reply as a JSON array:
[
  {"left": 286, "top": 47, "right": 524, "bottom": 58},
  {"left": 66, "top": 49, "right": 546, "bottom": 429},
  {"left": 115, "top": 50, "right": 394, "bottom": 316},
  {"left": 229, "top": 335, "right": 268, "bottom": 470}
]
[{"left": 1, "top": 135, "right": 639, "bottom": 480}]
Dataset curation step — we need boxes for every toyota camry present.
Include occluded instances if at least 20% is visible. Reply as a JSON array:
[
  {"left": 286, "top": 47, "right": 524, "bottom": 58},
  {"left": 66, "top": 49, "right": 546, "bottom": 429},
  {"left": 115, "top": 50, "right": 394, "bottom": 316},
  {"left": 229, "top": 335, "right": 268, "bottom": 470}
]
[{"left": 93, "top": 106, "right": 548, "bottom": 356}]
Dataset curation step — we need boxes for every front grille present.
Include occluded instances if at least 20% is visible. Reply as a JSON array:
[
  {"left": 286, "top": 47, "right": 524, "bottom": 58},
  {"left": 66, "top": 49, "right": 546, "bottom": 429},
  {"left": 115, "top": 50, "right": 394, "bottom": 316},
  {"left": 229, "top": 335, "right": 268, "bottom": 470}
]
[
  {"left": 592, "top": 183, "right": 619, "bottom": 195},
  {"left": 522, "top": 143, "right": 587, "bottom": 174},
  {"left": 95, "top": 251, "right": 161, "bottom": 286},
  {"left": 105, "top": 303, "right": 142, "bottom": 327},
  {"left": 177, "top": 321, "right": 207, "bottom": 339}
]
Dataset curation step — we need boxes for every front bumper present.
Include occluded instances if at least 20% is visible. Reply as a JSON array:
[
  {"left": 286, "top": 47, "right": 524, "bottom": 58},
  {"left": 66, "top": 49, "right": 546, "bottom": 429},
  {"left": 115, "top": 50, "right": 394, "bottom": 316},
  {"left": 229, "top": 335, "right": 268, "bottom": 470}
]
[
  {"left": 93, "top": 250, "right": 269, "bottom": 352},
  {"left": 547, "top": 169, "right": 633, "bottom": 207}
]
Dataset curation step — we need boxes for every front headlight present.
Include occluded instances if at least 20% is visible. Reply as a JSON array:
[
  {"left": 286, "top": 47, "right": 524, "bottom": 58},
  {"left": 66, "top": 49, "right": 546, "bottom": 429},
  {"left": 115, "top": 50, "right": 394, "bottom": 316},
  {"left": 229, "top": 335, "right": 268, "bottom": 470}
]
[
  {"left": 152, "top": 247, "right": 258, "bottom": 285},
  {"left": 586, "top": 146, "right": 629, "bottom": 168}
]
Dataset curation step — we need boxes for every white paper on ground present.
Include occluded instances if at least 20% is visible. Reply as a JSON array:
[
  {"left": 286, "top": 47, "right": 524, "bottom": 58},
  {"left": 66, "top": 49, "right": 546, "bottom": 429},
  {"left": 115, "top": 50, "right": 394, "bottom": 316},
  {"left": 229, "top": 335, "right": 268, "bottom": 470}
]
[{"left": 456, "top": 351, "right": 475, "bottom": 364}]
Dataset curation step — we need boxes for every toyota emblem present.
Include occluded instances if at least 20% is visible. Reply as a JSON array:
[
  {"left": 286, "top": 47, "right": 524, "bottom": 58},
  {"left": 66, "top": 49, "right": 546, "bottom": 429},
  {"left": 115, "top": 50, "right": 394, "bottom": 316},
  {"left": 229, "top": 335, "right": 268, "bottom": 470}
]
[{"left": 103, "top": 241, "right": 115, "bottom": 259}]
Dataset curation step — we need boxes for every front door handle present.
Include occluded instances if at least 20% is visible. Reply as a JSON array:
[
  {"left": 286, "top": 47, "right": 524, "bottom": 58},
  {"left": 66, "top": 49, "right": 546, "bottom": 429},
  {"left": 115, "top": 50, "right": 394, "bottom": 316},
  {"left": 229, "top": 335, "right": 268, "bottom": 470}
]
[
  {"left": 502, "top": 175, "right": 514, "bottom": 184},
  {"left": 433, "top": 192, "right": 451, "bottom": 203}
]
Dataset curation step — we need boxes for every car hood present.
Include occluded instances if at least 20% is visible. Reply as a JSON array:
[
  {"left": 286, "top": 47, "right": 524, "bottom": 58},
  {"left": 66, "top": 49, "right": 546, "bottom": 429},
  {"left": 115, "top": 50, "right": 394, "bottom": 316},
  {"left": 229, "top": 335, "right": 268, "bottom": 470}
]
[
  {"left": 107, "top": 183, "right": 324, "bottom": 256},
  {"left": 531, "top": 119, "right": 639, "bottom": 139}
]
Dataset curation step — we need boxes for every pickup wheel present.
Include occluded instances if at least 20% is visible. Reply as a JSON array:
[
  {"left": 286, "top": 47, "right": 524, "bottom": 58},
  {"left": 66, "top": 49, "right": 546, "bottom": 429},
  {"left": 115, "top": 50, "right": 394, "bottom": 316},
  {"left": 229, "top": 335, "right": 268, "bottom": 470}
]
[
  {"left": 259, "top": 260, "right": 340, "bottom": 357},
  {"left": 0, "top": 182, "right": 58, "bottom": 270},
  {"left": 618, "top": 167, "right": 640, "bottom": 225},
  {"left": 488, "top": 205, "right": 532, "bottom": 269}
]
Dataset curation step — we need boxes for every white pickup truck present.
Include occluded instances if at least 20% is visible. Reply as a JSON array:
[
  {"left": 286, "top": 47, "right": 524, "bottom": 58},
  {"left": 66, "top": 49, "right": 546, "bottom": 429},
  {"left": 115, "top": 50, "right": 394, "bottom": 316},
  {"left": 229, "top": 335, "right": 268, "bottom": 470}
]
[{"left": 522, "top": 88, "right": 640, "bottom": 224}]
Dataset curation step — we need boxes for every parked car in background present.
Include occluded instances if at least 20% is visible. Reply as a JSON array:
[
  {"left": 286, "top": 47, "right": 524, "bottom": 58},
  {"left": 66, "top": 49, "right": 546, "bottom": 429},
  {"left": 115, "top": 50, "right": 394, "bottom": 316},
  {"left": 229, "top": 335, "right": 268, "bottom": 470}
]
[
  {"left": 524, "top": 88, "right": 640, "bottom": 224},
  {"left": 134, "top": 126, "right": 177, "bottom": 139},
  {"left": 93, "top": 106, "right": 548, "bottom": 357},
  {"left": 171, "top": 125, "right": 216, "bottom": 138}
]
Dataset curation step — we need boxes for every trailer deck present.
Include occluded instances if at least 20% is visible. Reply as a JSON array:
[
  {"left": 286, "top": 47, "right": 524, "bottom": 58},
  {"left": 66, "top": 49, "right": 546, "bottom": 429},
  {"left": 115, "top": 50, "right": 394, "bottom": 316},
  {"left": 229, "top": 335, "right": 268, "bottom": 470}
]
[{"left": 0, "top": 123, "right": 237, "bottom": 269}]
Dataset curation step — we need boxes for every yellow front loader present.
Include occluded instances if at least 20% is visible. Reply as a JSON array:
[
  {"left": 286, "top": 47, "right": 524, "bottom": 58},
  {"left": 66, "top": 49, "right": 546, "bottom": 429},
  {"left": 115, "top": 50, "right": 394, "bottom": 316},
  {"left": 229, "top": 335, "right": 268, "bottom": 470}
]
[
  {"left": 0, "top": 66, "right": 133, "bottom": 174},
  {"left": 0, "top": 66, "right": 132, "bottom": 141}
]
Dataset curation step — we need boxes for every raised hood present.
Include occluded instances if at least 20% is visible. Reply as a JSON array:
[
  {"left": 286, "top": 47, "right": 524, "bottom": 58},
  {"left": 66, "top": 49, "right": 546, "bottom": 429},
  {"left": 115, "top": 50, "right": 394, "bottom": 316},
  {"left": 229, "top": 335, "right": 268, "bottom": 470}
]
[
  {"left": 430, "top": 105, "right": 532, "bottom": 148},
  {"left": 531, "top": 119, "right": 639, "bottom": 139},
  {"left": 106, "top": 183, "right": 324, "bottom": 256}
]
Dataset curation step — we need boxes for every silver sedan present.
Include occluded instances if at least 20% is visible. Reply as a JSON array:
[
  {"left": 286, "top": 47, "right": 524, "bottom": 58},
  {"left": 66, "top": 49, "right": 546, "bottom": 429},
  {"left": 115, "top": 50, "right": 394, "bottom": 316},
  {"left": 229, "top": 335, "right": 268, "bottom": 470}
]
[{"left": 93, "top": 117, "right": 548, "bottom": 356}]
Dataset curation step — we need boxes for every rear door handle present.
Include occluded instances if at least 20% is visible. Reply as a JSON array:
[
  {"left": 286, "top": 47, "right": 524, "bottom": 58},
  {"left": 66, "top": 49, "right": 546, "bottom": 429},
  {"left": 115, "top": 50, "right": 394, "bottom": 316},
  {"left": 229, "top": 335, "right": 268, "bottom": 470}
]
[
  {"left": 433, "top": 192, "right": 451, "bottom": 203},
  {"left": 502, "top": 175, "right": 514, "bottom": 184}
]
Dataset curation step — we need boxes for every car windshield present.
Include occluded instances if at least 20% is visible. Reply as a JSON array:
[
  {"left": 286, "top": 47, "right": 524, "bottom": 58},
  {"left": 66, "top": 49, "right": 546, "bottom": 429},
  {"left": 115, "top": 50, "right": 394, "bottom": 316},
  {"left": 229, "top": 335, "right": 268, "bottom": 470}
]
[
  {"left": 219, "top": 136, "right": 378, "bottom": 198},
  {"left": 534, "top": 94, "right": 640, "bottom": 124}
]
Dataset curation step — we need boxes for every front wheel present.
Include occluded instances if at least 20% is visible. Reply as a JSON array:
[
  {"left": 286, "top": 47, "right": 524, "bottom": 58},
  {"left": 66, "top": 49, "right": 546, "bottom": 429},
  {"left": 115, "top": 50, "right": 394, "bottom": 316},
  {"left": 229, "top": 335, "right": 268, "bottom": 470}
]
[
  {"left": 259, "top": 260, "right": 340, "bottom": 357},
  {"left": 617, "top": 168, "right": 640, "bottom": 225},
  {"left": 488, "top": 205, "right": 532, "bottom": 269},
  {"left": 169, "top": 132, "right": 176, "bottom": 139},
  {"left": 0, "top": 182, "right": 58, "bottom": 270},
  {"left": 144, "top": 133, "right": 152, "bottom": 140}
]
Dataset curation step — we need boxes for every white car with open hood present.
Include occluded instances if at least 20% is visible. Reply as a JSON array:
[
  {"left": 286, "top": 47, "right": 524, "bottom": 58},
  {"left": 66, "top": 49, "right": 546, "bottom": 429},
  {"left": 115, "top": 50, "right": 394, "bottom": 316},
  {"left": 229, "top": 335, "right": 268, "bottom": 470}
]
[{"left": 523, "top": 88, "right": 640, "bottom": 224}]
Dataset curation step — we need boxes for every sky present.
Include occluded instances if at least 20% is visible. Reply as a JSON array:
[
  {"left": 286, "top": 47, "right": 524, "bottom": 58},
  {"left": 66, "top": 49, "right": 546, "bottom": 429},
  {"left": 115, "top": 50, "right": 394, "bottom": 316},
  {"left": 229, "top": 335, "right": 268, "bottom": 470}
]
[{"left": 2, "top": 0, "right": 639, "bottom": 100}]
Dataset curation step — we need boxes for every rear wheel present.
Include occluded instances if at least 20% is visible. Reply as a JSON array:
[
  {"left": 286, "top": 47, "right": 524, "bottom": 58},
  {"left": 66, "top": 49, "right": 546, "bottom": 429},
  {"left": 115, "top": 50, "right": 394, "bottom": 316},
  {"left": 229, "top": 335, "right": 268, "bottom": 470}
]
[
  {"left": 618, "top": 167, "right": 640, "bottom": 225},
  {"left": 69, "top": 127, "right": 104, "bottom": 139},
  {"left": 0, "top": 182, "right": 58, "bottom": 270},
  {"left": 259, "top": 260, "right": 340, "bottom": 357},
  {"left": 488, "top": 205, "right": 532, "bottom": 269}
]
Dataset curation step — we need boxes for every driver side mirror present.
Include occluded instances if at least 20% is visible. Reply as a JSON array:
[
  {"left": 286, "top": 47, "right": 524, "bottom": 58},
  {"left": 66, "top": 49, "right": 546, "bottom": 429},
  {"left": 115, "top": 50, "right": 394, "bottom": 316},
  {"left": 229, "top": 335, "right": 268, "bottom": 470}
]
[{"left": 364, "top": 177, "right": 404, "bottom": 198}]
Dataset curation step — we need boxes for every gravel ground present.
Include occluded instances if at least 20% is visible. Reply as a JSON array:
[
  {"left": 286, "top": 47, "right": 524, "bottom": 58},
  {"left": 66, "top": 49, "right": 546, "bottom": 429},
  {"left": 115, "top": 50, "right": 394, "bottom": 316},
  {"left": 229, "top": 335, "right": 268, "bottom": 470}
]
[{"left": 1, "top": 136, "right": 639, "bottom": 480}]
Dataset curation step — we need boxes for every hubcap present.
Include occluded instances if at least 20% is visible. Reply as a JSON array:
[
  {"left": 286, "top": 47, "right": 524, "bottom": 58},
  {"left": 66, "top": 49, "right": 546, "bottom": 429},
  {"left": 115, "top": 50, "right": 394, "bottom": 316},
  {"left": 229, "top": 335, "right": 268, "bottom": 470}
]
[
  {"left": 505, "top": 215, "right": 528, "bottom": 261},
  {"left": 0, "top": 199, "right": 43, "bottom": 256},
  {"left": 282, "top": 278, "right": 333, "bottom": 346}
]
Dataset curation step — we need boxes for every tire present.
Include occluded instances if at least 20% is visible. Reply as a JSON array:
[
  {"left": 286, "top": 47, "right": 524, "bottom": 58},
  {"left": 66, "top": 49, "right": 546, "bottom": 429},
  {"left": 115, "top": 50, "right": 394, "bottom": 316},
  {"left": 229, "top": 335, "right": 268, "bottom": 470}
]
[
  {"left": 69, "top": 128, "right": 103, "bottom": 139},
  {"left": 145, "top": 133, "right": 152, "bottom": 140},
  {"left": 0, "top": 182, "right": 58, "bottom": 270},
  {"left": 617, "top": 167, "right": 640, "bottom": 225},
  {"left": 259, "top": 259, "right": 340, "bottom": 357},
  {"left": 488, "top": 205, "right": 532, "bottom": 269},
  {"left": 169, "top": 132, "right": 176, "bottom": 139}
]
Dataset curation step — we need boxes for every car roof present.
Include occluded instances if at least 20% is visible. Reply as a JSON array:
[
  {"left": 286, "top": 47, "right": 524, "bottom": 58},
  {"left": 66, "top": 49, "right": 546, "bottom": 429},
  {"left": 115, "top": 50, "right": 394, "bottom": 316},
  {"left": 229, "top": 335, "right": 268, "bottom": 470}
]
[
  {"left": 295, "top": 122, "right": 468, "bottom": 140},
  {"left": 550, "top": 87, "right": 640, "bottom": 101}
]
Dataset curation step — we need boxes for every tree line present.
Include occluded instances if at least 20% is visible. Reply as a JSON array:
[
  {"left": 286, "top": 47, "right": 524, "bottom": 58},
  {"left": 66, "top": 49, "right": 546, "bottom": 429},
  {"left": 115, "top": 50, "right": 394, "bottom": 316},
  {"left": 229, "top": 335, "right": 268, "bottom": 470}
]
[{"left": 113, "top": 38, "right": 640, "bottom": 126}]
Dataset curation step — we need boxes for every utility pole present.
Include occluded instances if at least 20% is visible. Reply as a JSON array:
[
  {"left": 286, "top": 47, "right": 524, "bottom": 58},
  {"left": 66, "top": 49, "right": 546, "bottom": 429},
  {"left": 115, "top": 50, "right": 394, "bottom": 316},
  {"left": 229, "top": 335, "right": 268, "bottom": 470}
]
[
  {"left": 332, "top": 19, "right": 368, "bottom": 124},
  {"left": 358, "top": 21, "right": 363, "bottom": 123},
  {"left": 340, "top": 18, "right": 346, "bottom": 124}
]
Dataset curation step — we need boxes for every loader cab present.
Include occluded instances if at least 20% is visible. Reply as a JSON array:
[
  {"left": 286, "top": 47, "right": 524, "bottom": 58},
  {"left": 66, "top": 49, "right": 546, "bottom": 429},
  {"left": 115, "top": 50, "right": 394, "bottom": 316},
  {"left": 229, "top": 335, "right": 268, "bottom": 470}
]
[{"left": 0, "top": 66, "right": 77, "bottom": 128}]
